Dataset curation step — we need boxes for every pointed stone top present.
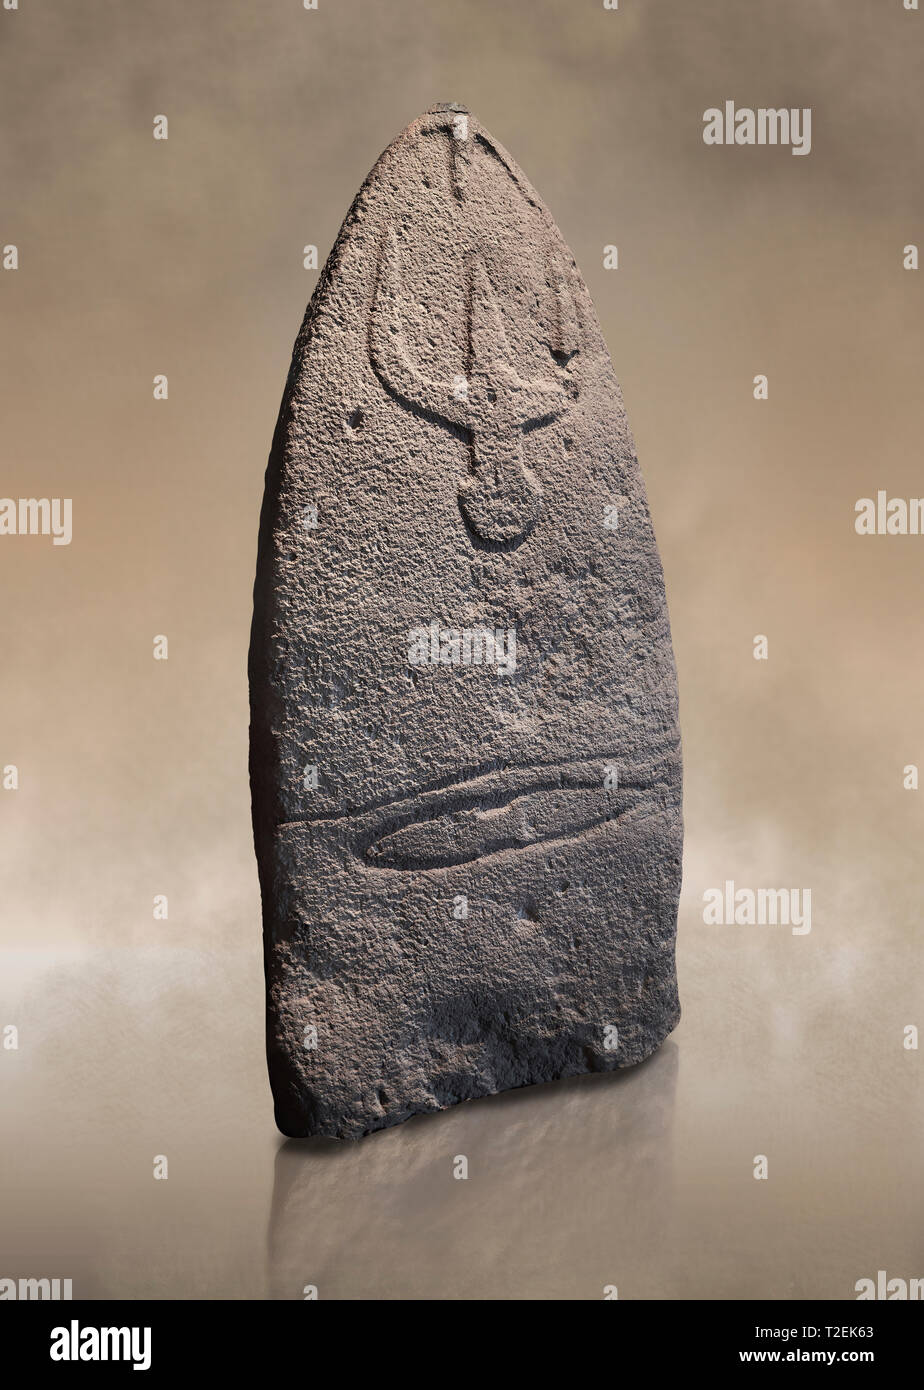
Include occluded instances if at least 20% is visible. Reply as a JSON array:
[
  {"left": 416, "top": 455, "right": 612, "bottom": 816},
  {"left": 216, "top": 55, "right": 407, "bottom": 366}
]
[{"left": 426, "top": 102, "right": 469, "bottom": 115}]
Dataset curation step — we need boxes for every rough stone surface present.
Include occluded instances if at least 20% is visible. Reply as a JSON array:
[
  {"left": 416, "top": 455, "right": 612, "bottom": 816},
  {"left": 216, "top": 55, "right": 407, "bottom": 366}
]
[{"left": 249, "top": 105, "right": 683, "bottom": 1140}]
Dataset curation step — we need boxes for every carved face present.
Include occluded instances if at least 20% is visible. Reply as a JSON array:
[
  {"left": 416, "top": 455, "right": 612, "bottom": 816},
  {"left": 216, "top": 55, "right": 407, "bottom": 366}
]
[{"left": 250, "top": 106, "right": 682, "bottom": 1138}]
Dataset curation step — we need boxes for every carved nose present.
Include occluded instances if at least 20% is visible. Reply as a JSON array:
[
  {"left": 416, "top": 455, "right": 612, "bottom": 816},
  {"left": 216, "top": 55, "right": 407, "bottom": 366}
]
[
  {"left": 458, "top": 453, "right": 542, "bottom": 544},
  {"left": 369, "top": 233, "right": 575, "bottom": 549}
]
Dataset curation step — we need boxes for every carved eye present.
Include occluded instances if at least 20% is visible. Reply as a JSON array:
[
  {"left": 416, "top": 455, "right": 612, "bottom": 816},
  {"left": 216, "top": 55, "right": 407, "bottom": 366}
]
[
  {"left": 359, "top": 757, "right": 631, "bottom": 873},
  {"left": 366, "top": 786, "right": 610, "bottom": 871}
]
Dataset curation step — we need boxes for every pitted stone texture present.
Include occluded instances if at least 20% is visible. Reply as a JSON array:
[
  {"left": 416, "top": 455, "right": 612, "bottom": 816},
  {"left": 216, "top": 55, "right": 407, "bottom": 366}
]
[{"left": 249, "top": 106, "right": 683, "bottom": 1139}]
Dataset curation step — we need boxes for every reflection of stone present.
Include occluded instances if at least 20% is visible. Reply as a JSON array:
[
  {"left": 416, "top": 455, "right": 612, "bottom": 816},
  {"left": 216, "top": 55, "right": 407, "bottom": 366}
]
[
  {"left": 0, "top": 948, "right": 268, "bottom": 1300},
  {"left": 267, "top": 1043, "right": 678, "bottom": 1300},
  {"left": 249, "top": 105, "right": 683, "bottom": 1139}
]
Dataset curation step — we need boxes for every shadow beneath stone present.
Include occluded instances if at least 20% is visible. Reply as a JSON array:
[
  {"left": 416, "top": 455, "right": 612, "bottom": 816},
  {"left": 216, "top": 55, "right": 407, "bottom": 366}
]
[{"left": 268, "top": 1040, "right": 679, "bottom": 1299}]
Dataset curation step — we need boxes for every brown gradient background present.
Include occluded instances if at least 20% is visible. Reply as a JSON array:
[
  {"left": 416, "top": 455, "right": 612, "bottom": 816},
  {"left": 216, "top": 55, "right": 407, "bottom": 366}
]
[{"left": 1, "top": 0, "right": 922, "bottom": 1299}]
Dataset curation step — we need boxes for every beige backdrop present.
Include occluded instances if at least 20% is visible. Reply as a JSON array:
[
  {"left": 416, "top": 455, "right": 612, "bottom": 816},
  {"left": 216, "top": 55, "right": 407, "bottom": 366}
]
[{"left": 1, "top": 0, "right": 922, "bottom": 1299}]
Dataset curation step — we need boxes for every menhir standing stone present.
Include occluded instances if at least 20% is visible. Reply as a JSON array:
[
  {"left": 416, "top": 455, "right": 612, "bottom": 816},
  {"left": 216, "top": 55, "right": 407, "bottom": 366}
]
[{"left": 249, "top": 104, "right": 682, "bottom": 1139}]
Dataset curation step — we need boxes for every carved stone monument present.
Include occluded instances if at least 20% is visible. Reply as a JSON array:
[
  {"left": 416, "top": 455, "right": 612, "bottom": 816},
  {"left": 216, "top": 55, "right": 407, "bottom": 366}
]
[{"left": 249, "top": 105, "right": 683, "bottom": 1139}]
